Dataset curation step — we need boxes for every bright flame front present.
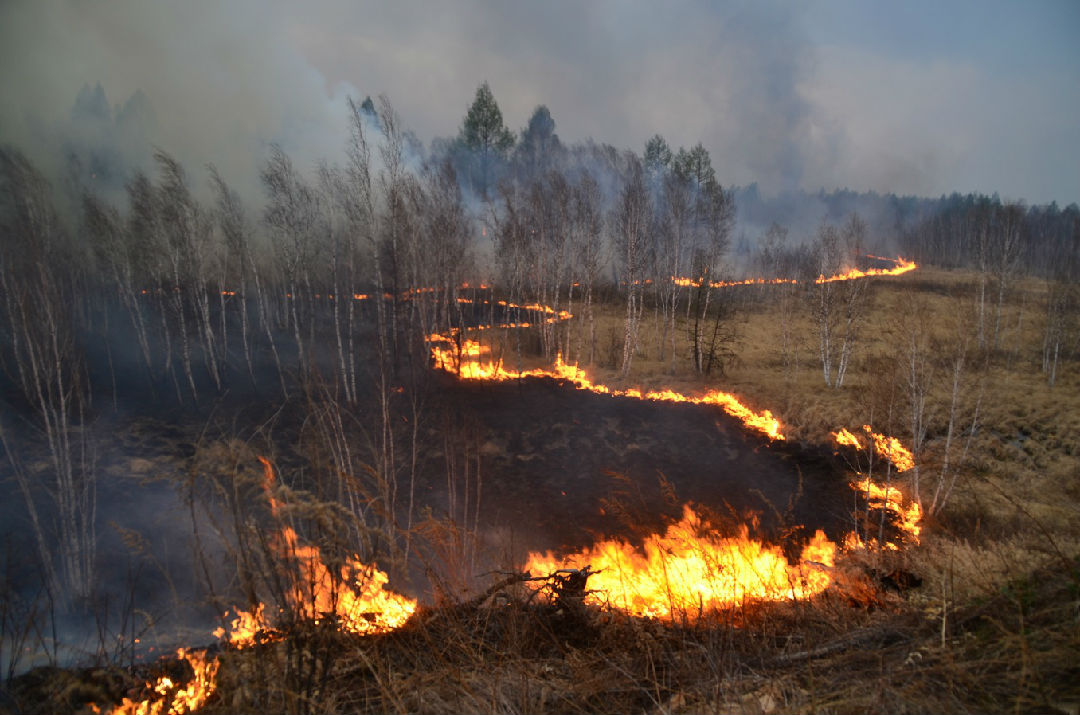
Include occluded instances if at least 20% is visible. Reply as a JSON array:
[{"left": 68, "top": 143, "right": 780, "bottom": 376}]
[
  {"left": 431, "top": 340, "right": 784, "bottom": 441},
  {"left": 525, "top": 506, "right": 836, "bottom": 617},
  {"left": 107, "top": 648, "right": 219, "bottom": 715},
  {"left": 215, "top": 457, "right": 417, "bottom": 648},
  {"left": 100, "top": 459, "right": 417, "bottom": 714}
]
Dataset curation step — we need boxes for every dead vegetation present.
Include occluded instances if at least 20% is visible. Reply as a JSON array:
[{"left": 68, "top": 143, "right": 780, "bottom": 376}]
[
  {"left": 10, "top": 548, "right": 1076, "bottom": 714},
  {"left": 4, "top": 267, "right": 1079, "bottom": 715}
]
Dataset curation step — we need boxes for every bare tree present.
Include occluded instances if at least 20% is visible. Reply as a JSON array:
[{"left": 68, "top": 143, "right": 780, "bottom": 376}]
[
  {"left": 813, "top": 214, "right": 869, "bottom": 388},
  {"left": 990, "top": 201, "right": 1025, "bottom": 350},
  {"left": 416, "top": 159, "right": 471, "bottom": 338},
  {"left": 126, "top": 169, "right": 187, "bottom": 400},
  {"left": 899, "top": 294, "right": 933, "bottom": 506},
  {"left": 0, "top": 147, "right": 96, "bottom": 605},
  {"left": 489, "top": 179, "right": 532, "bottom": 372},
  {"left": 315, "top": 162, "right": 358, "bottom": 403},
  {"left": 754, "top": 223, "right": 804, "bottom": 382},
  {"left": 1042, "top": 270, "right": 1077, "bottom": 388},
  {"left": 687, "top": 181, "right": 735, "bottom": 374},
  {"left": 262, "top": 145, "right": 319, "bottom": 379},
  {"left": 1036, "top": 205, "right": 1078, "bottom": 387},
  {"left": 83, "top": 193, "right": 154, "bottom": 380},
  {"left": 614, "top": 155, "right": 650, "bottom": 378},
  {"left": 155, "top": 150, "right": 222, "bottom": 395},
  {"left": 656, "top": 170, "right": 692, "bottom": 371},
  {"left": 376, "top": 95, "right": 417, "bottom": 373},
  {"left": 895, "top": 291, "right": 983, "bottom": 514},
  {"left": 834, "top": 212, "right": 870, "bottom": 387},
  {"left": 540, "top": 170, "right": 573, "bottom": 360},
  {"left": 926, "top": 297, "right": 982, "bottom": 516},
  {"left": 209, "top": 166, "right": 282, "bottom": 392},
  {"left": 972, "top": 196, "right": 994, "bottom": 350},
  {"left": 571, "top": 170, "right": 605, "bottom": 365},
  {"left": 814, "top": 222, "right": 842, "bottom": 386}
]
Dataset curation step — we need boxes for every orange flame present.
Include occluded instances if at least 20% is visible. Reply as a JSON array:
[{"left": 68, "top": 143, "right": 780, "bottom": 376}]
[
  {"left": 431, "top": 341, "right": 784, "bottom": 441},
  {"left": 833, "top": 426, "right": 915, "bottom": 473},
  {"left": 99, "top": 261, "right": 923, "bottom": 712},
  {"left": 433, "top": 267, "right": 923, "bottom": 615},
  {"left": 524, "top": 506, "right": 835, "bottom": 616},
  {"left": 673, "top": 256, "right": 916, "bottom": 289},
  {"left": 833, "top": 427, "right": 863, "bottom": 449},
  {"left": 849, "top": 476, "right": 923, "bottom": 545},
  {"left": 815, "top": 257, "right": 917, "bottom": 284},
  {"left": 108, "top": 648, "right": 219, "bottom": 715},
  {"left": 832, "top": 428, "right": 921, "bottom": 547},
  {"left": 864, "top": 427, "right": 915, "bottom": 472},
  {"left": 214, "top": 457, "right": 417, "bottom": 649},
  {"left": 98, "top": 459, "right": 417, "bottom": 714}
]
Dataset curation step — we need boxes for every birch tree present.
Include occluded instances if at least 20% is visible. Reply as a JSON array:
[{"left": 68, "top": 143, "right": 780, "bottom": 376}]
[
  {"left": 572, "top": 170, "right": 605, "bottom": 365},
  {"left": 614, "top": 155, "right": 650, "bottom": 378},
  {"left": 0, "top": 147, "right": 96, "bottom": 605}
]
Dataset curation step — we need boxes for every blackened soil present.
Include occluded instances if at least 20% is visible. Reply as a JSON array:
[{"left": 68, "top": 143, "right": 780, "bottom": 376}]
[
  {"left": 0, "top": 369, "right": 860, "bottom": 617},
  {"left": 422, "top": 374, "right": 855, "bottom": 556}
]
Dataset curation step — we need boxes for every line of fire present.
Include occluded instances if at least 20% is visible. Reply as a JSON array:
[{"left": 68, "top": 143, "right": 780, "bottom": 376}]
[{"left": 74, "top": 258, "right": 925, "bottom": 715}]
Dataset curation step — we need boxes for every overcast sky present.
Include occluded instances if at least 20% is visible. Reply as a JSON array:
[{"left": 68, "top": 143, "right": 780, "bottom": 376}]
[{"left": 1, "top": 0, "right": 1077, "bottom": 204}]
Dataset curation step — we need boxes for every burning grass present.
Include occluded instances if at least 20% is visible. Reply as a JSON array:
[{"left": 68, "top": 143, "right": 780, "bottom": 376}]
[
  {"left": 5, "top": 262, "right": 1078, "bottom": 714},
  {"left": 20, "top": 547, "right": 1077, "bottom": 714}
]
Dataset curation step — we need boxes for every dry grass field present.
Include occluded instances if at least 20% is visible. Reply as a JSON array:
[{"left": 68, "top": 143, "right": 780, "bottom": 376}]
[
  {"left": 210, "top": 269, "right": 1079, "bottom": 713},
  {"left": 6, "top": 267, "right": 1078, "bottom": 715}
]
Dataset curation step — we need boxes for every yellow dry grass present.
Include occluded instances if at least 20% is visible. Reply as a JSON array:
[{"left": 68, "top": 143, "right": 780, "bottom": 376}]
[{"left": 570, "top": 269, "right": 1079, "bottom": 530}]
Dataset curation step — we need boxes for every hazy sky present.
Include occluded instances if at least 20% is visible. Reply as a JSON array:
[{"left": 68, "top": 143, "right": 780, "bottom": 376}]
[{"left": 1, "top": 0, "right": 1077, "bottom": 204}]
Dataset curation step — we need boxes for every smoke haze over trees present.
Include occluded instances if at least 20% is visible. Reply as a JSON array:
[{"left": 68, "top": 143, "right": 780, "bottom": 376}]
[
  {"left": 0, "top": 79, "right": 1076, "bottom": 428},
  {"left": 3, "top": 1, "right": 1078, "bottom": 203},
  {"left": 1, "top": 0, "right": 1078, "bottom": 687},
  {"left": 0, "top": 15, "right": 1079, "bottom": 715}
]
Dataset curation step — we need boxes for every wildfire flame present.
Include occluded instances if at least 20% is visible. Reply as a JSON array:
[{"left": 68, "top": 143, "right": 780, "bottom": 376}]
[
  {"left": 814, "top": 257, "right": 917, "bottom": 283},
  {"left": 832, "top": 425, "right": 916, "bottom": 475},
  {"left": 100, "top": 259, "right": 922, "bottom": 713},
  {"left": 97, "top": 459, "right": 417, "bottom": 714},
  {"left": 833, "top": 427, "right": 864, "bottom": 449},
  {"left": 848, "top": 476, "right": 923, "bottom": 546},
  {"left": 525, "top": 506, "right": 836, "bottom": 617},
  {"left": 107, "top": 648, "right": 219, "bottom": 715},
  {"left": 832, "top": 427, "right": 922, "bottom": 549},
  {"left": 214, "top": 457, "right": 417, "bottom": 648},
  {"left": 673, "top": 256, "right": 916, "bottom": 289},
  {"left": 431, "top": 340, "right": 784, "bottom": 441},
  {"left": 430, "top": 261, "right": 923, "bottom": 613}
]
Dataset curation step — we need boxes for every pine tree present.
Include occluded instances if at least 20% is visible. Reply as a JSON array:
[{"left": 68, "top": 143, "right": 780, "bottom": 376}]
[{"left": 459, "top": 81, "right": 514, "bottom": 196}]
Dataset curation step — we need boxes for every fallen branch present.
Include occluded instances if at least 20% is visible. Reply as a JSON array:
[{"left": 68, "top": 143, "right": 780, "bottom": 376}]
[{"left": 770, "top": 626, "right": 908, "bottom": 665}]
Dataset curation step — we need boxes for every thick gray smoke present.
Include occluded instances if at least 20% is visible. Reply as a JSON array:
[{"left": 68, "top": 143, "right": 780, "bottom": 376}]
[
  {"left": 0, "top": 0, "right": 357, "bottom": 205},
  {"left": 2, "top": 1, "right": 1076, "bottom": 223},
  {"left": 0, "top": 0, "right": 828, "bottom": 205}
]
